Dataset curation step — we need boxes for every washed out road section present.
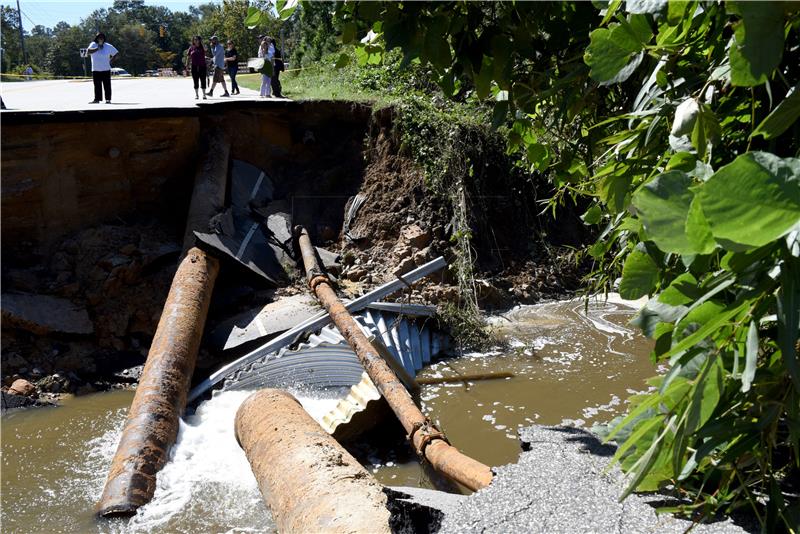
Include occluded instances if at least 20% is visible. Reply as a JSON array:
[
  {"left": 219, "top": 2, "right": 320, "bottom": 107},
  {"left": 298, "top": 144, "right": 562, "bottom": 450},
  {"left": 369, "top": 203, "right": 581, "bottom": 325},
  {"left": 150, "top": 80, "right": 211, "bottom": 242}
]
[{"left": 0, "top": 77, "right": 285, "bottom": 113}]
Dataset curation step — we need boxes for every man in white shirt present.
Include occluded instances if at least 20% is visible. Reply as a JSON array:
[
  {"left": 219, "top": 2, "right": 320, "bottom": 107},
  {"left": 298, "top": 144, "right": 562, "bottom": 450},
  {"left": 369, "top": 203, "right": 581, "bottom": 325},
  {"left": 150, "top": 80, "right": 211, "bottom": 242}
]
[{"left": 87, "top": 32, "right": 119, "bottom": 104}]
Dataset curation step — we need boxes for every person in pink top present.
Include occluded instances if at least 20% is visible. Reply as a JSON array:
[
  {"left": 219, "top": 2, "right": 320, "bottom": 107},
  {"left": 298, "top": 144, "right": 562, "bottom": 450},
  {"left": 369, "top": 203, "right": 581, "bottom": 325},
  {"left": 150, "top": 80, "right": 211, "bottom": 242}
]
[{"left": 186, "top": 36, "right": 208, "bottom": 100}]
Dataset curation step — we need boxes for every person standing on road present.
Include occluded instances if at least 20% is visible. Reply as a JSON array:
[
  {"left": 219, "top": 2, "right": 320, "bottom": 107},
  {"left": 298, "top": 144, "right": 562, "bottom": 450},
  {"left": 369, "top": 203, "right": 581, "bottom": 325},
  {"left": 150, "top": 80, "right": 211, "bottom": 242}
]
[
  {"left": 257, "top": 36, "right": 274, "bottom": 98},
  {"left": 205, "top": 36, "right": 230, "bottom": 98},
  {"left": 225, "top": 40, "right": 239, "bottom": 95},
  {"left": 87, "top": 32, "right": 119, "bottom": 104},
  {"left": 186, "top": 36, "right": 207, "bottom": 100},
  {"left": 269, "top": 38, "right": 283, "bottom": 98}
]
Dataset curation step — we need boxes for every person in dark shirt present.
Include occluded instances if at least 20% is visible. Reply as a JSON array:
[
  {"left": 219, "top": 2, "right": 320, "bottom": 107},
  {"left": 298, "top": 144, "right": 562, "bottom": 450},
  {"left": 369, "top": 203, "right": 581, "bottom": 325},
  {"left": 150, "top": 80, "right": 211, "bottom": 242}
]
[
  {"left": 225, "top": 40, "right": 240, "bottom": 95},
  {"left": 186, "top": 35, "right": 207, "bottom": 100},
  {"left": 270, "top": 38, "right": 284, "bottom": 98}
]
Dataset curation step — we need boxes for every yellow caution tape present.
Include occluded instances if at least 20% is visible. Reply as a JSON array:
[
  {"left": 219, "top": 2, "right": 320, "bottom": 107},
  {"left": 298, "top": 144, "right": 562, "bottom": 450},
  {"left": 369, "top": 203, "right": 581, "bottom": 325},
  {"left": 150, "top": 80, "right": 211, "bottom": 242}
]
[{"left": 1, "top": 72, "right": 93, "bottom": 80}]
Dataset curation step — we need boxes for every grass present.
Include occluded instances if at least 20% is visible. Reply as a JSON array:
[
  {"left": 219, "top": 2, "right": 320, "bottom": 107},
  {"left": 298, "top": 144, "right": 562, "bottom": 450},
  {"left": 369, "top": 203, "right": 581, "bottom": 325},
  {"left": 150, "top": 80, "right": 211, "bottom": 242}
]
[{"left": 237, "top": 65, "right": 394, "bottom": 103}]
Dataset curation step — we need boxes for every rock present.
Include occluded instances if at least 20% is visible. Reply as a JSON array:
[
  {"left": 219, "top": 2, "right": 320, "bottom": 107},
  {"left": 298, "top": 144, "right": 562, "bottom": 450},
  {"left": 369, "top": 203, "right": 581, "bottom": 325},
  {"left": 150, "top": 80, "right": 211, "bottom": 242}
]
[
  {"left": 394, "top": 257, "right": 417, "bottom": 277},
  {"left": 315, "top": 247, "right": 342, "bottom": 274},
  {"left": 98, "top": 254, "right": 129, "bottom": 272},
  {"left": 120, "top": 243, "right": 139, "bottom": 256},
  {"left": 3, "top": 351, "right": 27, "bottom": 369},
  {"left": 347, "top": 268, "right": 369, "bottom": 282},
  {"left": 475, "top": 280, "right": 512, "bottom": 310},
  {"left": 341, "top": 251, "right": 356, "bottom": 267},
  {"left": 36, "top": 373, "right": 71, "bottom": 394},
  {"left": 5, "top": 269, "right": 40, "bottom": 293},
  {"left": 401, "top": 224, "right": 432, "bottom": 249},
  {"left": 412, "top": 247, "right": 431, "bottom": 266},
  {"left": 318, "top": 225, "right": 338, "bottom": 242},
  {"left": 50, "top": 251, "right": 72, "bottom": 272},
  {"left": 1, "top": 391, "right": 37, "bottom": 411},
  {"left": 111, "top": 364, "right": 144, "bottom": 383},
  {"left": 393, "top": 245, "right": 412, "bottom": 261},
  {"left": 8, "top": 378, "right": 36, "bottom": 397},
  {"left": 1, "top": 293, "right": 94, "bottom": 336}
]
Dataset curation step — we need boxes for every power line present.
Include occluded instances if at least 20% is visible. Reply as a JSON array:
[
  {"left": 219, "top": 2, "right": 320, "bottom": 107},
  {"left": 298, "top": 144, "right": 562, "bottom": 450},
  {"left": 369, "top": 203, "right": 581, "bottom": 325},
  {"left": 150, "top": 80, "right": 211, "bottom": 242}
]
[{"left": 19, "top": 8, "right": 37, "bottom": 27}]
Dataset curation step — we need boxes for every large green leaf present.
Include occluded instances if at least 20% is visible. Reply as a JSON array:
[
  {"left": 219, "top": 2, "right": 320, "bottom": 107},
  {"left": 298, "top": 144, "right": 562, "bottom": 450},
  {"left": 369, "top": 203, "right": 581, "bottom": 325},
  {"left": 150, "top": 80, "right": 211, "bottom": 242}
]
[
  {"left": 633, "top": 171, "right": 694, "bottom": 253},
  {"left": 619, "top": 246, "right": 659, "bottom": 299},
  {"left": 698, "top": 152, "right": 800, "bottom": 248},
  {"left": 687, "top": 356, "right": 722, "bottom": 434},
  {"left": 342, "top": 22, "right": 357, "bottom": 44},
  {"left": 690, "top": 104, "right": 721, "bottom": 160},
  {"left": 752, "top": 84, "right": 800, "bottom": 140},
  {"left": 727, "top": 2, "right": 785, "bottom": 87},
  {"left": 598, "top": 170, "right": 632, "bottom": 213},
  {"left": 244, "top": 6, "right": 262, "bottom": 29},
  {"left": 474, "top": 56, "right": 493, "bottom": 100},
  {"left": 685, "top": 196, "right": 716, "bottom": 254},
  {"left": 584, "top": 24, "right": 646, "bottom": 85},
  {"left": 424, "top": 27, "right": 451, "bottom": 71},
  {"left": 632, "top": 171, "right": 714, "bottom": 254},
  {"left": 276, "top": 0, "right": 299, "bottom": 21}
]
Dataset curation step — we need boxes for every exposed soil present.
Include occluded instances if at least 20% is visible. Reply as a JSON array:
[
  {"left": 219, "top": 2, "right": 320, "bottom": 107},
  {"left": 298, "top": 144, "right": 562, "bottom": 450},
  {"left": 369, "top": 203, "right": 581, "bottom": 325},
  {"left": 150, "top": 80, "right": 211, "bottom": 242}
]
[
  {"left": 1, "top": 101, "right": 591, "bottom": 405},
  {"left": 327, "top": 106, "right": 589, "bottom": 309}
]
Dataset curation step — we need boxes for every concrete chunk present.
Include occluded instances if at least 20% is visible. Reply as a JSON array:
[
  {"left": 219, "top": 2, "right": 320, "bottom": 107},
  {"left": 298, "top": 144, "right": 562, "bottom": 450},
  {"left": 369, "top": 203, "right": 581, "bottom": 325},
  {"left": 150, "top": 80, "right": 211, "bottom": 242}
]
[
  {"left": 210, "top": 295, "right": 322, "bottom": 351},
  {"left": 1, "top": 293, "right": 94, "bottom": 335}
]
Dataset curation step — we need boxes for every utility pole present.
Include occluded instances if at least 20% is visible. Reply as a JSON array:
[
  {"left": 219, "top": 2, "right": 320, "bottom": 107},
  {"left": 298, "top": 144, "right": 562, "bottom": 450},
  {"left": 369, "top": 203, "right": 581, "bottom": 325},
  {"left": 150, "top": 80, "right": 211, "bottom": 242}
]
[{"left": 16, "top": 0, "right": 26, "bottom": 64}]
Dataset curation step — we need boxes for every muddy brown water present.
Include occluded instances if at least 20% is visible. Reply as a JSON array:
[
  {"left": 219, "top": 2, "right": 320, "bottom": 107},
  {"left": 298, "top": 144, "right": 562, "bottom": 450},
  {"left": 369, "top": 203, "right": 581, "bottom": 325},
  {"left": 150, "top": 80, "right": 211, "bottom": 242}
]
[{"left": 1, "top": 296, "right": 654, "bottom": 533}]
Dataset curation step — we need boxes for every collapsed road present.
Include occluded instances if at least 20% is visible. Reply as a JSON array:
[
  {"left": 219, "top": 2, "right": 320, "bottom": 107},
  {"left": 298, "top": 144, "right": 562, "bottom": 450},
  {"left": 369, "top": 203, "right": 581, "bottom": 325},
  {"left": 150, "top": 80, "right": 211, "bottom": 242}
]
[{"left": 1, "top": 102, "right": 742, "bottom": 533}]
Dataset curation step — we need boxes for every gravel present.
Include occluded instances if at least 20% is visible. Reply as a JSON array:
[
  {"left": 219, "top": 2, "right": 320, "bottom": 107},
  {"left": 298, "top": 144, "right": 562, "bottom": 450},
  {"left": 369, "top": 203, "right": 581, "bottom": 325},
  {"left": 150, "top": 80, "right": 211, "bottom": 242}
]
[{"left": 439, "top": 425, "right": 755, "bottom": 534}]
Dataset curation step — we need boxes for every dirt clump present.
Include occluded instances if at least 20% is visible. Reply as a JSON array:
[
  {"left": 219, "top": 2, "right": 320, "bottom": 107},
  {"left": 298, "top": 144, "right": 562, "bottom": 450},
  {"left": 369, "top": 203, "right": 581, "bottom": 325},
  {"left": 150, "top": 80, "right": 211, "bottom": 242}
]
[
  {"left": 1, "top": 219, "right": 181, "bottom": 398},
  {"left": 334, "top": 108, "right": 589, "bottom": 312}
]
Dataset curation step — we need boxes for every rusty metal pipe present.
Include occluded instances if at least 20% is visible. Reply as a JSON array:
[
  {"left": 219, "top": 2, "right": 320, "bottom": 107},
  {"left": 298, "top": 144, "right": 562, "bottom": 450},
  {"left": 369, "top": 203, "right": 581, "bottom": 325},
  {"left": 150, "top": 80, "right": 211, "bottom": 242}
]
[
  {"left": 235, "top": 389, "right": 392, "bottom": 533},
  {"left": 96, "top": 247, "right": 219, "bottom": 516},
  {"left": 294, "top": 226, "right": 493, "bottom": 491}
]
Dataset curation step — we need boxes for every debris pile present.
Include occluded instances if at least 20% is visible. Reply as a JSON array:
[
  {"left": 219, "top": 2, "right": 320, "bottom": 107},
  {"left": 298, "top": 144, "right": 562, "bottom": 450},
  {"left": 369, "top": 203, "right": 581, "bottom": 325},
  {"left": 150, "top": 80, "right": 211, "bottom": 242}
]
[{"left": 1, "top": 222, "right": 181, "bottom": 399}]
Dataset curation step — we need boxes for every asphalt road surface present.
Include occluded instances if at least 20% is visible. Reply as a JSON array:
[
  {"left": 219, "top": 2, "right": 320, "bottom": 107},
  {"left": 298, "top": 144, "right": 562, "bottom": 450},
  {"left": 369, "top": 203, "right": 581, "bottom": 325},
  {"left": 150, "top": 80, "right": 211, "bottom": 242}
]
[{"left": 1, "top": 77, "right": 283, "bottom": 113}]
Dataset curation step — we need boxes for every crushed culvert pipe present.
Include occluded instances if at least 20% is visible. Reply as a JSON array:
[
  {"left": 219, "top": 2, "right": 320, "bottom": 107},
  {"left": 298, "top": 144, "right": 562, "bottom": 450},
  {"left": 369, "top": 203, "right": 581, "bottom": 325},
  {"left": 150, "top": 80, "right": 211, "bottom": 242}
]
[
  {"left": 96, "top": 247, "right": 219, "bottom": 517},
  {"left": 235, "top": 389, "right": 392, "bottom": 533},
  {"left": 294, "top": 226, "right": 494, "bottom": 492}
]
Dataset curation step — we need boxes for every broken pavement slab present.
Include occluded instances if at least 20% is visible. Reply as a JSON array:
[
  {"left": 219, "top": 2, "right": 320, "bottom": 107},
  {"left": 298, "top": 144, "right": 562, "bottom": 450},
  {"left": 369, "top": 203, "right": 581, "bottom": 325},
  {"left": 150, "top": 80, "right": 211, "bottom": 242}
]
[
  {"left": 1, "top": 293, "right": 94, "bottom": 335},
  {"left": 440, "top": 425, "right": 753, "bottom": 533},
  {"left": 210, "top": 294, "right": 322, "bottom": 351}
]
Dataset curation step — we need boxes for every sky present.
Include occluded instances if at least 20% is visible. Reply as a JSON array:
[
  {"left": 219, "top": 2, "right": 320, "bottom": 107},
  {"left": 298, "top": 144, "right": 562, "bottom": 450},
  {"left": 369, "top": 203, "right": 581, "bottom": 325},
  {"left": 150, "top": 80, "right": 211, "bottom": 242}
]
[{"left": 15, "top": 1, "right": 199, "bottom": 30}]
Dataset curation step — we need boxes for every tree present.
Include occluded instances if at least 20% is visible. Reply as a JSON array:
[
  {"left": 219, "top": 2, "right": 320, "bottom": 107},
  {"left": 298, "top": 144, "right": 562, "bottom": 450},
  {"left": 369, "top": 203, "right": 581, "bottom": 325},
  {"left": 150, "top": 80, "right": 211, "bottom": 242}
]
[
  {"left": 294, "top": 1, "right": 338, "bottom": 67},
  {"left": 114, "top": 24, "right": 157, "bottom": 74},
  {"left": 1, "top": 5, "right": 22, "bottom": 72},
  {"left": 46, "top": 24, "right": 89, "bottom": 76}
]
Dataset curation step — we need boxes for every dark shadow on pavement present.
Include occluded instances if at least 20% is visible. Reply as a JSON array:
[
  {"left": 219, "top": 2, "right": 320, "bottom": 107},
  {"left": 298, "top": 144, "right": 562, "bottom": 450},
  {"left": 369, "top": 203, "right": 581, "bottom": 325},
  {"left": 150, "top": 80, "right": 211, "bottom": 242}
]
[{"left": 547, "top": 425, "right": 616, "bottom": 457}]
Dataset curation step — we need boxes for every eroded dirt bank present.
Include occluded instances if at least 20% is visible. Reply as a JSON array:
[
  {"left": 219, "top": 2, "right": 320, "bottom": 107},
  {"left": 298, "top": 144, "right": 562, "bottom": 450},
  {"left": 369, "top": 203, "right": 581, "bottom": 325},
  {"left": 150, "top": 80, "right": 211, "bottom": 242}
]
[{"left": 1, "top": 101, "right": 589, "bottom": 406}]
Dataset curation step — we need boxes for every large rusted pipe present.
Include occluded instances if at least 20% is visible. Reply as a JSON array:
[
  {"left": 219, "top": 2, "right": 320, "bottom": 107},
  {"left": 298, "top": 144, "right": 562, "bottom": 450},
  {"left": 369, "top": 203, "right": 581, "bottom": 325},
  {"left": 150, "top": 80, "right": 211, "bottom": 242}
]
[
  {"left": 96, "top": 247, "right": 219, "bottom": 516},
  {"left": 295, "top": 226, "right": 493, "bottom": 491},
  {"left": 235, "top": 389, "right": 392, "bottom": 533}
]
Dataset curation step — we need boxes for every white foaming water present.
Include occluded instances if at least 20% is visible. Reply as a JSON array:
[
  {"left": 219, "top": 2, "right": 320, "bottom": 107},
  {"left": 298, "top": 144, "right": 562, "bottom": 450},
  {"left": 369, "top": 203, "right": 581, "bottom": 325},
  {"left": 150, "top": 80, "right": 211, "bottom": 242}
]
[
  {"left": 97, "top": 387, "right": 350, "bottom": 534},
  {"left": 103, "top": 390, "right": 268, "bottom": 534}
]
